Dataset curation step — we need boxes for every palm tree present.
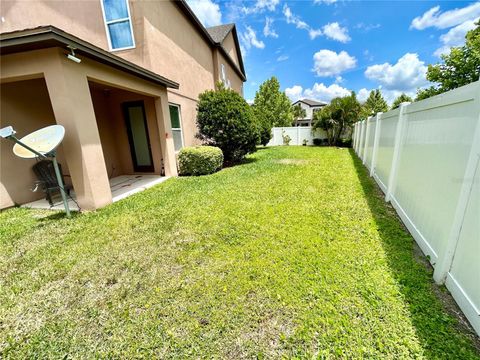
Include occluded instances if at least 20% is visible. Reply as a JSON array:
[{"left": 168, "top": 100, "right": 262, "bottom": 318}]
[
  {"left": 292, "top": 104, "right": 307, "bottom": 125},
  {"left": 313, "top": 92, "right": 361, "bottom": 145}
]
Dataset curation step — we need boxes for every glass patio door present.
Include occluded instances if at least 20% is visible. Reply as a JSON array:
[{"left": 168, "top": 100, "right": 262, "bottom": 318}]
[{"left": 122, "top": 101, "right": 154, "bottom": 172}]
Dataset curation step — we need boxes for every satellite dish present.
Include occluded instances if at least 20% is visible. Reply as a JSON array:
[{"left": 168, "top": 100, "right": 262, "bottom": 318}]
[{"left": 13, "top": 125, "right": 65, "bottom": 159}]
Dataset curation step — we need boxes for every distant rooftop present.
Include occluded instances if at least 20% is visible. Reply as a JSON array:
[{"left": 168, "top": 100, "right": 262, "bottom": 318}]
[
  {"left": 293, "top": 98, "right": 328, "bottom": 107},
  {"left": 206, "top": 24, "right": 235, "bottom": 43}
]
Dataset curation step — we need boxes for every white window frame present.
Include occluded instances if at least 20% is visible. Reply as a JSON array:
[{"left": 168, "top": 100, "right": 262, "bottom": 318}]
[
  {"left": 169, "top": 103, "right": 184, "bottom": 152},
  {"left": 100, "top": 0, "right": 136, "bottom": 51}
]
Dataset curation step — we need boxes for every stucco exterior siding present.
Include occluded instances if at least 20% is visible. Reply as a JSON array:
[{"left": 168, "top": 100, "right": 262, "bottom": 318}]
[
  {"left": 222, "top": 32, "right": 241, "bottom": 68},
  {"left": 1, "top": 47, "right": 176, "bottom": 210},
  {"left": 215, "top": 50, "right": 243, "bottom": 94},
  {"left": 1, "top": 0, "right": 244, "bottom": 156},
  {"left": 166, "top": 91, "right": 201, "bottom": 147},
  {"left": 1, "top": 0, "right": 246, "bottom": 209},
  {"left": 0, "top": 1, "right": 109, "bottom": 49}
]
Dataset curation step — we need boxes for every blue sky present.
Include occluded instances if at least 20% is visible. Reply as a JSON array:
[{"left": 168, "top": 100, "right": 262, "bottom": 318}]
[{"left": 187, "top": 0, "right": 480, "bottom": 104}]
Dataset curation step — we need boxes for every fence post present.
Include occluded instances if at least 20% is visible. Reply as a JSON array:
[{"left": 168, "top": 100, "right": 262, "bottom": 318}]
[
  {"left": 370, "top": 113, "right": 382, "bottom": 177},
  {"left": 355, "top": 122, "right": 359, "bottom": 152},
  {"left": 359, "top": 120, "right": 366, "bottom": 157},
  {"left": 352, "top": 123, "right": 356, "bottom": 150},
  {"left": 353, "top": 123, "right": 357, "bottom": 152},
  {"left": 385, "top": 103, "right": 409, "bottom": 202},
  {"left": 362, "top": 116, "right": 372, "bottom": 164},
  {"left": 433, "top": 117, "right": 480, "bottom": 284}
]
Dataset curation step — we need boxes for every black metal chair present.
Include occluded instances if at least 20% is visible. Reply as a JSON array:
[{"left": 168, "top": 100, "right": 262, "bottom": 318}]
[{"left": 32, "top": 160, "right": 72, "bottom": 206}]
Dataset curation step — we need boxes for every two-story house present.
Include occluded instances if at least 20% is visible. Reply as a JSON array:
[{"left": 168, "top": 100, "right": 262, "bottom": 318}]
[
  {"left": 0, "top": 0, "right": 246, "bottom": 210},
  {"left": 292, "top": 99, "right": 327, "bottom": 126}
]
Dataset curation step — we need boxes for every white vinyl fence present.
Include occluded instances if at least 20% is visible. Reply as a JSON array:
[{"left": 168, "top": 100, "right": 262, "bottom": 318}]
[
  {"left": 267, "top": 126, "right": 327, "bottom": 146},
  {"left": 353, "top": 80, "right": 480, "bottom": 335}
]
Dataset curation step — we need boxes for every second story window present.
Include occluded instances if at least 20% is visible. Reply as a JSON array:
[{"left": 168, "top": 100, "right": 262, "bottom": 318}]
[{"left": 101, "top": 0, "right": 135, "bottom": 51}]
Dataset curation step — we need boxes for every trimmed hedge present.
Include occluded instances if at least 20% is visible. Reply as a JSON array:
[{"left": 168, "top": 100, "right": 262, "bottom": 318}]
[{"left": 178, "top": 146, "right": 223, "bottom": 176}]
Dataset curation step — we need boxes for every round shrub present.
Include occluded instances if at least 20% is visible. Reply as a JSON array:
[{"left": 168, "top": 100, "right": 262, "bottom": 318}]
[
  {"left": 313, "top": 138, "right": 322, "bottom": 146},
  {"left": 178, "top": 146, "right": 223, "bottom": 176},
  {"left": 196, "top": 86, "right": 258, "bottom": 164}
]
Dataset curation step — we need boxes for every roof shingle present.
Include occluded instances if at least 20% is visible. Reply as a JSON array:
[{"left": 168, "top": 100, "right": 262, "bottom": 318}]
[{"left": 206, "top": 24, "right": 235, "bottom": 44}]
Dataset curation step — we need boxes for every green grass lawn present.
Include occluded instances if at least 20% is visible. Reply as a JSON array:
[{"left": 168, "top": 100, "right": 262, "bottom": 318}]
[{"left": 1, "top": 146, "right": 478, "bottom": 358}]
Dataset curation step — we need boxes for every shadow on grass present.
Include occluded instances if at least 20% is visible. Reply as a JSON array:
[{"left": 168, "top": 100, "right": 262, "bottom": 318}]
[
  {"left": 37, "top": 211, "right": 81, "bottom": 222},
  {"left": 223, "top": 156, "right": 259, "bottom": 168},
  {"left": 349, "top": 149, "right": 480, "bottom": 358}
]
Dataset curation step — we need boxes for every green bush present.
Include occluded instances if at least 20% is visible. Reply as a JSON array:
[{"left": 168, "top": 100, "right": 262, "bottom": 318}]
[
  {"left": 337, "top": 138, "right": 352, "bottom": 148},
  {"left": 313, "top": 138, "right": 322, "bottom": 146},
  {"left": 178, "top": 146, "right": 223, "bottom": 176},
  {"left": 196, "top": 86, "right": 258, "bottom": 164}
]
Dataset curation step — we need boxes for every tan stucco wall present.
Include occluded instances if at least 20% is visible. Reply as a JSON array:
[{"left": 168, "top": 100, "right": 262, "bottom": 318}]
[
  {"left": 222, "top": 32, "right": 241, "bottom": 69},
  {"left": 0, "top": 1, "right": 109, "bottom": 49},
  {"left": 215, "top": 50, "right": 244, "bottom": 94},
  {"left": 0, "top": 78, "right": 69, "bottom": 208},
  {"left": 1, "top": 47, "right": 176, "bottom": 210},
  {"left": 0, "top": 0, "right": 245, "bottom": 148},
  {"left": 166, "top": 91, "right": 201, "bottom": 147}
]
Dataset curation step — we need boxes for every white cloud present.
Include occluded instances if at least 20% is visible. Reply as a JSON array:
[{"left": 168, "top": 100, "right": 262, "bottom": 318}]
[
  {"left": 283, "top": 5, "right": 349, "bottom": 42},
  {"left": 309, "top": 28, "right": 323, "bottom": 40},
  {"left": 312, "top": 49, "right": 357, "bottom": 77},
  {"left": 410, "top": 3, "right": 480, "bottom": 30},
  {"left": 240, "top": 26, "right": 265, "bottom": 53},
  {"left": 322, "top": 22, "right": 351, "bottom": 43},
  {"left": 243, "top": 0, "right": 280, "bottom": 14},
  {"left": 264, "top": 17, "right": 279, "bottom": 38},
  {"left": 434, "top": 19, "right": 478, "bottom": 56},
  {"left": 365, "top": 53, "right": 429, "bottom": 91},
  {"left": 283, "top": 4, "right": 322, "bottom": 38},
  {"left": 335, "top": 76, "right": 343, "bottom": 84},
  {"left": 283, "top": 4, "right": 309, "bottom": 29},
  {"left": 187, "top": 0, "right": 222, "bottom": 27},
  {"left": 285, "top": 85, "right": 304, "bottom": 101},
  {"left": 286, "top": 83, "right": 352, "bottom": 102},
  {"left": 355, "top": 22, "right": 381, "bottom": 32},
  {"left": 277, "top": 55, "right": 289, "bottom": 61},
  {"left": 357, "top": 88, "right": 370, "bottom": 103}
]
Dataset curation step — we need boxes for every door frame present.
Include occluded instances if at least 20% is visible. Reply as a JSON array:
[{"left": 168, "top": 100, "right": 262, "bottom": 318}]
[{"left": 122, "top": 100, "right": 154, "bottom": 172}]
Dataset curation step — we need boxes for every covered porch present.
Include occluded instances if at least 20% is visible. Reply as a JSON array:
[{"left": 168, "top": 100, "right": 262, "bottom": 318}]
[
  {"left": 1, "top": 27, "right": 179, "bottom": 211},
  {"left": 22, "top": 174, "right": 170, "bottom": 211}
]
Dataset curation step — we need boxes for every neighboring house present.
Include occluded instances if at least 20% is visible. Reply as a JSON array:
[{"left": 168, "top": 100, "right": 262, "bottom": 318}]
[
  {"left": 0, "top": 0, "right": 245, "bottom": 210},
  {"left": 292, "top": 99, "right": 327, "bottom": 126}
]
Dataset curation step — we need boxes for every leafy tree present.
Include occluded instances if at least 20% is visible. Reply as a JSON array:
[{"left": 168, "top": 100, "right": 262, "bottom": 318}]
[
  {"left": 253, "top": 77, "right": 294, "bottom": 145},
  {"left": 391, "top": 93, "right": 413, "bottom": 109},
  {"left": 313, "top": 92, "right": 361, "bottom": 145},
  {"left": 361, "top": 89, "right": 388, "bottom": 118},
  {"left": 292, "top": 104, "right": 307, "bottom": 125},
  {"left": 416, "top": 21, "right": 480, "bottom": 100},
  {"left": 196, "top": 85, "right": 257, "bottom": 164}
]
